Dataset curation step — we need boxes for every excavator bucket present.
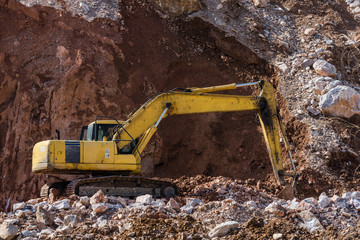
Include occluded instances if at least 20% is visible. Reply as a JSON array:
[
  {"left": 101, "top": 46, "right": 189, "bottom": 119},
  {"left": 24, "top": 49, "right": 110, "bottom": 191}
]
[{"left": 277, "top": 184, "right": 295, "bottom": 200}]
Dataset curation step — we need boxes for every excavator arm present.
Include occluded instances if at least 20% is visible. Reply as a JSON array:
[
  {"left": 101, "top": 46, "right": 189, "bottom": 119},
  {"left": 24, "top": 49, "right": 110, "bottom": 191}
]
[{"left": 113, "top": 81, "right": 297, "bottom": 188}]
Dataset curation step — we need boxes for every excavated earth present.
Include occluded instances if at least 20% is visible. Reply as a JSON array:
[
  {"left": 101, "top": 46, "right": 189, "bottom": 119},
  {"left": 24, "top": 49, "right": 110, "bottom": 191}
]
[{"left": 0, "top": 0, "right": 359, "bottom": 239}]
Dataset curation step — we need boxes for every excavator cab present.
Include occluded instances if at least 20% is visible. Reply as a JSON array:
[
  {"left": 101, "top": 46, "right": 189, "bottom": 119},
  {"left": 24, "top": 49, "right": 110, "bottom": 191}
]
[{"left": 86, "top": 120, "right": 119, "bottom": 141}]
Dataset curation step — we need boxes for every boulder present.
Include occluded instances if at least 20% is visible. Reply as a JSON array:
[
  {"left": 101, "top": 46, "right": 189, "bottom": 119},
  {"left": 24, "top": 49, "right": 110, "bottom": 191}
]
[
  {"left": 92, "top": 203, "right": 109, "bottom": 214},
  {"left": 64, "top": 215, "right": 81, "bottom": 227},
  {"left": 136, "top": 194, "right": 153, "bottom": 205},
  {"left": 287, "top": 198, "right": 300, "bottom": 210},
  {"left": 318, "top": 193, "right": 331, "bottom": 208},
  {"left": 208, "top": 221, "right": 239, "bottom": 238},
  {"left": 353, "top": 199, "right": 360, "bottom": 211},
  {"left": 180, "top": 204, "right": 194, "bottom": 214},
  {"left": 351, "top": 191, "right": 360, "bottom": 200},
  {"left": 12, "top": 202, "right": 26, "bottom": 212},
  {"left": 36, "top": 206, "right": 54, "bottom": 226},
  {"left": 0, "top": 222, "right": 19, "bottom": 240},
  {"left": 80, "top": 196, "right": 90, "bottom": 207},
  {"left": 166, "top": 198, "right": 180, "bottom": 211},
  {"left": 244, "top": 201, "right": 257, "bottom": 211},
  {"left": 298, "top": 210, "right": 324, "bottom": 233},
  {"left": 90, "top": 190, "right": 105, "bottom": 205},
  {"left": 296, "top": 201, "right": 315, "bottom": 212},
  {"left": 53, "top": 199, "right": 71, "bottom": 210},
  {"left": 319, "top": 85, "right": 360, "bottom": 118},
  {"left": 313, "top": 60, "right": 336, "bottom": 77},
  {"left": 264, "top": 202, "right": 286, "bottom": 217}
]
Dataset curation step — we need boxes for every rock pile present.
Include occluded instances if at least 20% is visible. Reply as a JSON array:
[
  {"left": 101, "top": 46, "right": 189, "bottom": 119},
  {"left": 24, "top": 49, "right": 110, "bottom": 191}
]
[{"left": 0, "top": 176, "right": 360, "bottom": 239}]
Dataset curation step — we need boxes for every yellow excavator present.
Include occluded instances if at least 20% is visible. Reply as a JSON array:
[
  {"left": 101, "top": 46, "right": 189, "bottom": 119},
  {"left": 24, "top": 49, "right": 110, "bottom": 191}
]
[{"left": 32, "top": 81, "right": 298, "bottom": 199}]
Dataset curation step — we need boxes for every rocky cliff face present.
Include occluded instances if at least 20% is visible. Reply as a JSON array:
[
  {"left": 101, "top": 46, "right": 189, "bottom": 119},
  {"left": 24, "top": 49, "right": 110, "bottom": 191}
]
[{"left": 0, "top": 0, "right": 275, "bottom": 211}]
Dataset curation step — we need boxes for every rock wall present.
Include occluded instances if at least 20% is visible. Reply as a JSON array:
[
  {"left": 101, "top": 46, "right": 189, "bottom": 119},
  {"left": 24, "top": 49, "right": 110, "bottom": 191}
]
[{"left": 0, "top": 0, "right": 275, "bottom": 210}]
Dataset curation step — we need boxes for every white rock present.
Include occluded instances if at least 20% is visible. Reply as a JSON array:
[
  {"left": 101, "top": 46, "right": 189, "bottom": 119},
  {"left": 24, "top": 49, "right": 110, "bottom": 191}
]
[
  {"left": 287, "top": 198, "right": 300, "bottom": 210},
  {"left": 136, "top": 194, "right": 153, "bottom": 205},
  {"left": 351, "top": 191, "right": 360, "bottom": 200},
  {"left": 166, "top": 198, "right": 180, "bottom": 211},
  {"left": 303, "top": 197, "right": 318, "bottom": 206},
  {"left": 186, "top": 198, "right": 202, "bottom": 207},
  {"left": 36, "top": 206, "right": 54, "bottom": 226},
  {"left": 350, "top": 0, "right": 360, "bottom": 7},
  {"left": 0, "top": 222, "right": 19, "bottom": 240},
  {"left": 216, "top": 4, "right": 223, "bottom": 9},
  {"left": 80, "top": 2, "right": 90, "bottom": 12},
  {"left": 319, "top": 85, "right": 360, "bottom": 118},
  {"left": 304, "top": 28, "right": 316, "bottom": 36},
  {"left": 318, "top": 192, "right": 331, "bottom": 208},
  {"left": 296, "top": 201, "right": 315, "bottom": 212},
  {"left": 56, "top": 225, "right": 71, "bottom": 235},
  {"left": 181, "top": 205, "right": 194, "bottom": 214},
  {"left": 80, "top": 196, "right": 90, "bottom": 207},
  {"left": 325, "top": 80, "right": 342, "bottom": 91},
  {"left": 265, "top": 202, "right": 285, "bottom": 217},
  {"left": 342, "top": 192, "right": 352, "bottom": 201},
  {"left": 313, "top": 60, "right": 336, "bottom": 77},
  {"left": 352, "top": 199, "right": 360, "bottom": 211},
  {"left": 97, "top": 220, "right": 108, "bottom": 228},
  {"left": 244, "top": 201, "right": 257, "bottom": 211},
  {"left": 152, "top": 199, "right": 166, "bottom": 207},
  {"left": 21, "top": 230, "right": 35, "bottom": 238},
  {"left": 353, "top": 6, "right": 360, "bottom": 13},
  {"left": 208, "top": 221, "right": 239, "bottom": 238},
  {"left": 4, "top": 219, "right": 19, "bottom": 225},
  {"left": 64, "top": 215, "right": 80, "bottom": 227},
  {"left": 298, "top": 210, "right": 324, "bottom": 233},
  {"left": 90, "top": 190, "right": 105, "bottom": 205},
  {"left": 273, "top": 233, "right": 283, "bottom": 240},
  {"left": 53, "top": 199, "right": 71, "bottom": 210},
  {"left": 277, "top": 63, "right": 290, "bottom": 75},
  {"left": 12, "top": 202, "right": 26, "bottom": 212},
  {"left": 92, "top": 203, "right": 109, "bottom": 213}
]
